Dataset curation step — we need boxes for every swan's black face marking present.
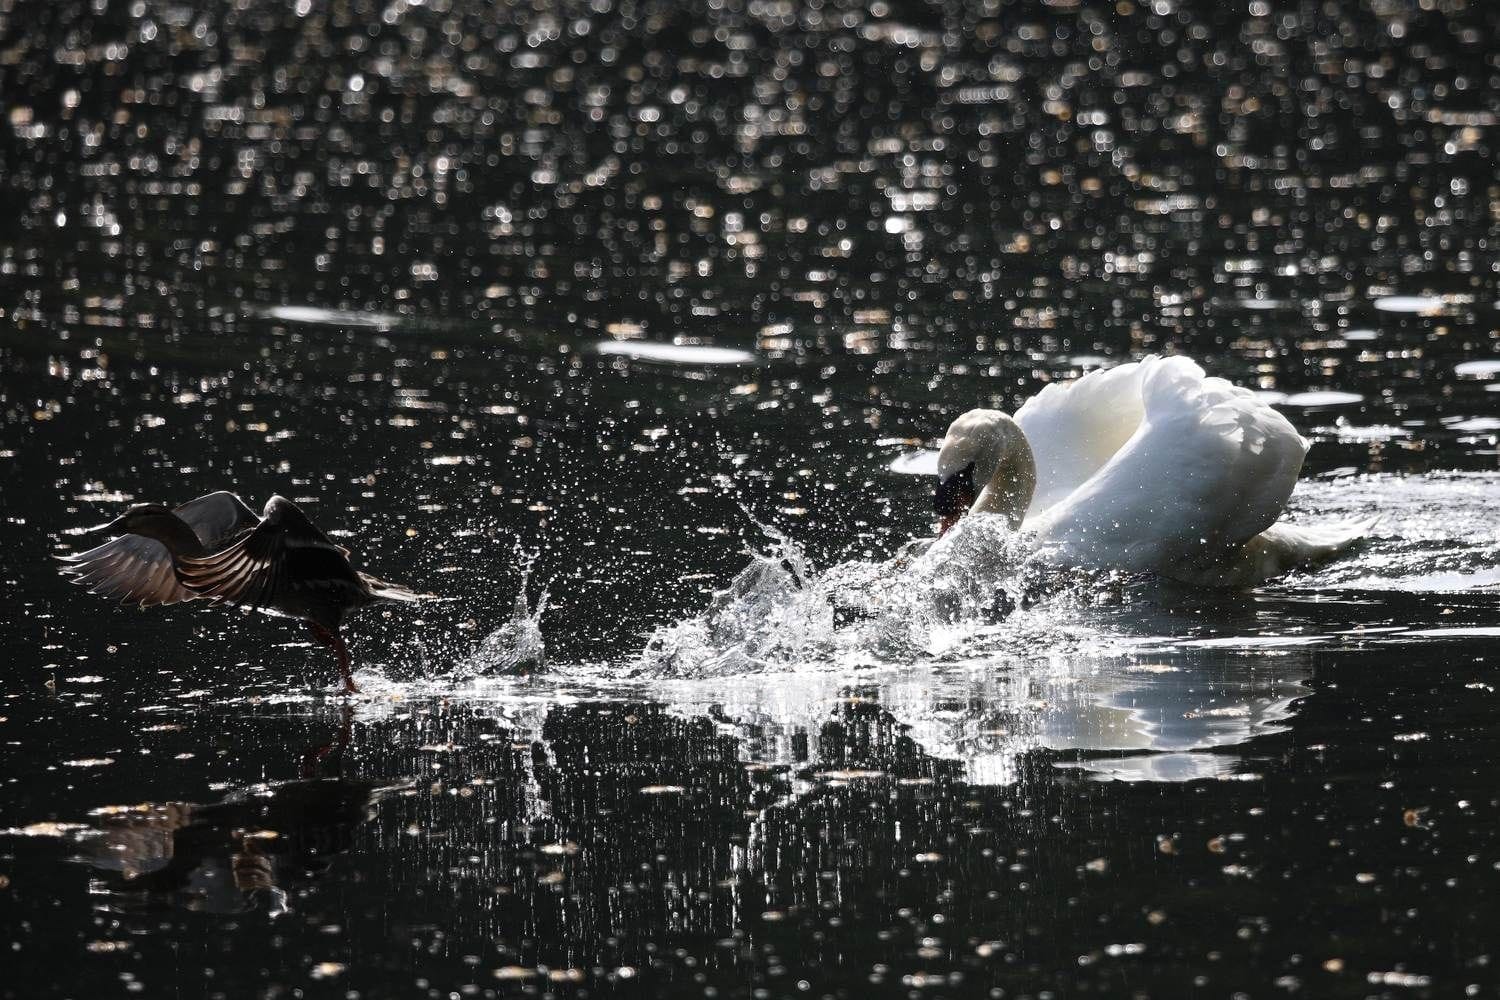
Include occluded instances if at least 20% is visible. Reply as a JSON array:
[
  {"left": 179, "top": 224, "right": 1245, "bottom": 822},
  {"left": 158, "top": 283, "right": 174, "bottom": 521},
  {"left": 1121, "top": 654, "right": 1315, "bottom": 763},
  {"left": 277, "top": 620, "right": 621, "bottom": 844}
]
[{"left": 935, "top": 462, "right": 976, "bottom": 535}]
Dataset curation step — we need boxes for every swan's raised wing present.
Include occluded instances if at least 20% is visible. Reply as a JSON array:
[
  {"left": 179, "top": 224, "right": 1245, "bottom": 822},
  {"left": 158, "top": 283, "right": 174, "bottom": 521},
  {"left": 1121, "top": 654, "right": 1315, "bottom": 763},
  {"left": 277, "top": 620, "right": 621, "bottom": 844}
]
[
  {"left": 58, "top": 533, "right": 196, "bottom": 607},
  {"left": 176, "top": 496, "right": 361, "bottom": 610},
  {"left": 172, "top": 491, "right": 260, "bottom": 549},
  {"left": 1015, "top": 360, "right": 1151, "bottom": 517},
  {"left": 1030, "top": 356, "right": 1309, "bottom": 574}
]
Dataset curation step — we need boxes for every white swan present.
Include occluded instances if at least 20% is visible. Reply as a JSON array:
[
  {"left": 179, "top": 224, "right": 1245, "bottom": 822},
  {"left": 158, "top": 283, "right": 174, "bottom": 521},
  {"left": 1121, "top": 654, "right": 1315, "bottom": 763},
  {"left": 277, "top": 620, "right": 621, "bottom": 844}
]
[{"left": 932, "top": 355, "right": 1372, "bottom": 586}]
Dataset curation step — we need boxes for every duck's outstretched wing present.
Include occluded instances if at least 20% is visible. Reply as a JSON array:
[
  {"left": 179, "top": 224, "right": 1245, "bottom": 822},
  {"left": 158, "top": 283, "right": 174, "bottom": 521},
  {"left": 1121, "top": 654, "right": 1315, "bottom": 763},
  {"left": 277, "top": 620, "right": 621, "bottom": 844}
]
[
  {"left": 172, "top": 492, "right": 260, "bottom": 549},
  {"left": 58, "top": 533, "right": 196, "bottom": 607},
  {"left": 175, "top": 496, "right": 362, "bottom": 610}
]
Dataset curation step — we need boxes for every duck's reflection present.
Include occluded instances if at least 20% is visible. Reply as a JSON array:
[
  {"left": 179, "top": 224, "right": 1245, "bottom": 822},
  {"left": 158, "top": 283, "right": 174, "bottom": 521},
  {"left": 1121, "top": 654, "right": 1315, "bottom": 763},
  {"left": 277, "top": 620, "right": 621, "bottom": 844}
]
[
  {"left": 300, "top": 702, "right": 354, "bottom": 777},
  {"left": 78, "top": 777, "right": 397, "bottom": 914},
  {"left": 75, "top": 707, "right": 391, "bottom": 915}
]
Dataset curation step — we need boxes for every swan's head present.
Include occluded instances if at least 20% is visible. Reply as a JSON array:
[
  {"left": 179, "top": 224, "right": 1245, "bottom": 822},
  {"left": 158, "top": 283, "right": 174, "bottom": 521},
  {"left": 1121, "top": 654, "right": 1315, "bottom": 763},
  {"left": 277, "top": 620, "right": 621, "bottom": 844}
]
[{"left": 934, "top": 409, "right": 1036, "bottom": 535}]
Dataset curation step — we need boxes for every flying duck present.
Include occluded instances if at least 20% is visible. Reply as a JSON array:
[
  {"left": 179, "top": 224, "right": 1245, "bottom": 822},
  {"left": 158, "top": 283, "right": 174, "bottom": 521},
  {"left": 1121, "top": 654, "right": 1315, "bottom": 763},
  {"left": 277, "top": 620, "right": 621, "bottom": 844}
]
[{"left": 58, "top": 491, "right": 427, "bottom": 693}]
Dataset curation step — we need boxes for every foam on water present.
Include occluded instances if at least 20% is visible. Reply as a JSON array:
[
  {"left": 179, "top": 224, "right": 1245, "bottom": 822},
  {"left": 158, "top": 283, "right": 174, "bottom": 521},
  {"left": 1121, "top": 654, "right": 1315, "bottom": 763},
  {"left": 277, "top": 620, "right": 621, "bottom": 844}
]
[
  {"left": 465, "top": 588, "right": 549, "bottom": 676},
  {"left": 631, "top": 473, "right": 1500, "bottom": 684},
  {"left": 372, "top": 553, "right": 551, "bottom": 691},
  {"left": 607, "top": 472, "right": 1500, "bottom": 780}
]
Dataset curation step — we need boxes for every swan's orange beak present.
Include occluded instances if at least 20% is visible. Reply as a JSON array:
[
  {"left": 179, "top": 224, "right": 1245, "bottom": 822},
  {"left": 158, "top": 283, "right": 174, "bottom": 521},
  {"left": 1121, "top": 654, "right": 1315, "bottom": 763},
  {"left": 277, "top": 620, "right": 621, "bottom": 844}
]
[{"left": 934, "top": 463, "right": 976, "bottom": 538}]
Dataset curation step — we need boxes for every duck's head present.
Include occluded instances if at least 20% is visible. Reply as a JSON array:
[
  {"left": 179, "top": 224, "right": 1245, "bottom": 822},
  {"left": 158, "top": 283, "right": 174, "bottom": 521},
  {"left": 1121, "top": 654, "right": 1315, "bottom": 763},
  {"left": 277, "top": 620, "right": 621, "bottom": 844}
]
[
  {"left": 102, "top": 503, "right": 207, "bottom": 556},
  {"left": 103, "top": 503, "right": 176, "bottom": 535},
  {"left": 934, "top": 409, "right": 1036, "bottom": 535}
]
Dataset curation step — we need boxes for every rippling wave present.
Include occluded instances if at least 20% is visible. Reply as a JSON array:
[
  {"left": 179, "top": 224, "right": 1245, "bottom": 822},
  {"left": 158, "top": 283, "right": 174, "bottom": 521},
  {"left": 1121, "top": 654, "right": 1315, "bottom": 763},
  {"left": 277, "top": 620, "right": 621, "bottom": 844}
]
[{"left": 1283, "top": 472, "right": 1500, "bottom": 592}]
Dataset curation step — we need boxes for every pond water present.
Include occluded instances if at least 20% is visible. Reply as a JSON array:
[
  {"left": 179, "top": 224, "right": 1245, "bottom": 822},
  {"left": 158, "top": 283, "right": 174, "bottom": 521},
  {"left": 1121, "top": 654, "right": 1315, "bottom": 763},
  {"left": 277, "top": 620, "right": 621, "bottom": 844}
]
[{"left": 3, "top": 0, "right": 1500, "bottom": 997}]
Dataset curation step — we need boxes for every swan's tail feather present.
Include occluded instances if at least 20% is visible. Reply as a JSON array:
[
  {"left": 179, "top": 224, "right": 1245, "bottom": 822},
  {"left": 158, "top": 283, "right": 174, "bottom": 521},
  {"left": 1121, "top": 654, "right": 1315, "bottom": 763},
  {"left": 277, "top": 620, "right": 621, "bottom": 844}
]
[
  {"left": 1244, "top": 516, "right": 1379, "bottom": 583},
  {"left": 1175, "top": 516, "right": 1379, "bottom": 588},
  {"left": 1270, "top": 515, "right": 1381, "bottom": 560}
]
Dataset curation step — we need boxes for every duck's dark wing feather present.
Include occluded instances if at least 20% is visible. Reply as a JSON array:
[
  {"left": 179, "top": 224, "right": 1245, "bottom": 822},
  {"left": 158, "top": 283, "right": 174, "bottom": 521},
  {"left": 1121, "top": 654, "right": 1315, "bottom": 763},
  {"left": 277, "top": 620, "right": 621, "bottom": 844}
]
[
  {"left": 172, "top": 492, "right": 260, "bottom": 550},
  {"left": 58, "top": 534, "right": 196, "bottom": 607},
  {"left": 175, "top": 496, "right": 363, "bottom": 611},
  {"left": 358, "top": 572, "right": 435, "bottom": 602}
]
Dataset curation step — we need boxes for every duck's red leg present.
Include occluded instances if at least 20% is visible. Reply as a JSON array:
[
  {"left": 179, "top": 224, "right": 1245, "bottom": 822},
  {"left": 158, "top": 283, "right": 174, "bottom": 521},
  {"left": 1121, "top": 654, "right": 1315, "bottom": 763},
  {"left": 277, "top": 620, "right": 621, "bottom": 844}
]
[{"left": 308, "top": 622, "right": 359, "bottom": 695}]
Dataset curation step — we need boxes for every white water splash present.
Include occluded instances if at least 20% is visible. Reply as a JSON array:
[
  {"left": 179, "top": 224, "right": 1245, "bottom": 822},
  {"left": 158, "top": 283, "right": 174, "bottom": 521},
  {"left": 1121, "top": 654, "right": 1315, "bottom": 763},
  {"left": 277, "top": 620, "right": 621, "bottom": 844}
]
[
  {"left": 637, "top": 514, "right": 1109, "bottom": 679},
  {"left": 460, "top": 557, "right": 549, "bottom": 677}
]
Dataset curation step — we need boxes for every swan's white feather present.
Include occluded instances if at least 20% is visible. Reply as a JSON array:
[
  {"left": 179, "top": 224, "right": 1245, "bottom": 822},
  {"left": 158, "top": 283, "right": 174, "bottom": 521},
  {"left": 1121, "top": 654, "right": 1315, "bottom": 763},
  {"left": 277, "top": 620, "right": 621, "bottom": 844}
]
[
  {"left": 1015, "top": 359, "right": 1151, "bottom": 517},
  {"left": 1015, "top": 356, "right": 1342, "bottom": 582}
]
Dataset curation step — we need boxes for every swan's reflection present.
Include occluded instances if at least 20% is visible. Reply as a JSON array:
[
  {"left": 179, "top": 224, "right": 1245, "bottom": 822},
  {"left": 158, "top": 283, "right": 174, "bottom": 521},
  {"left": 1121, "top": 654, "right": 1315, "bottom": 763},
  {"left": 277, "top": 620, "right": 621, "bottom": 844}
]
[
  {"left": 364, "top": 621, "right": 1311, "bottom": 789},
  {"left": 383, "top": 580, "right": 1316, "bottom": 787},
  {"left": 646, "top": 649, "right": 1309, "bottom": 785}
]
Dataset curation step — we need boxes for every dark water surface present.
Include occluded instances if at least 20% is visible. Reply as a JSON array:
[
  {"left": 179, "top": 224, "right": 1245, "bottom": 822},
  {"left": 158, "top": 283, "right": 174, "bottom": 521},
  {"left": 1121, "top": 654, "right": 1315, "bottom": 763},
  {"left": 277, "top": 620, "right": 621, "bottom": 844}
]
[{"left": 4, "top": 0, "right": 1500, "bottom": 997}]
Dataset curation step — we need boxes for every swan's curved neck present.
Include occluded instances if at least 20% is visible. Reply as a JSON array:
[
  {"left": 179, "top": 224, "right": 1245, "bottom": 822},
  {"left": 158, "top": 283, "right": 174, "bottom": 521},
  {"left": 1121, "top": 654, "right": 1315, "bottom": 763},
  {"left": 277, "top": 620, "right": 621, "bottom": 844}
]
[{"left": 972, "top": 419, "right": 1037, "bottom": 529}]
